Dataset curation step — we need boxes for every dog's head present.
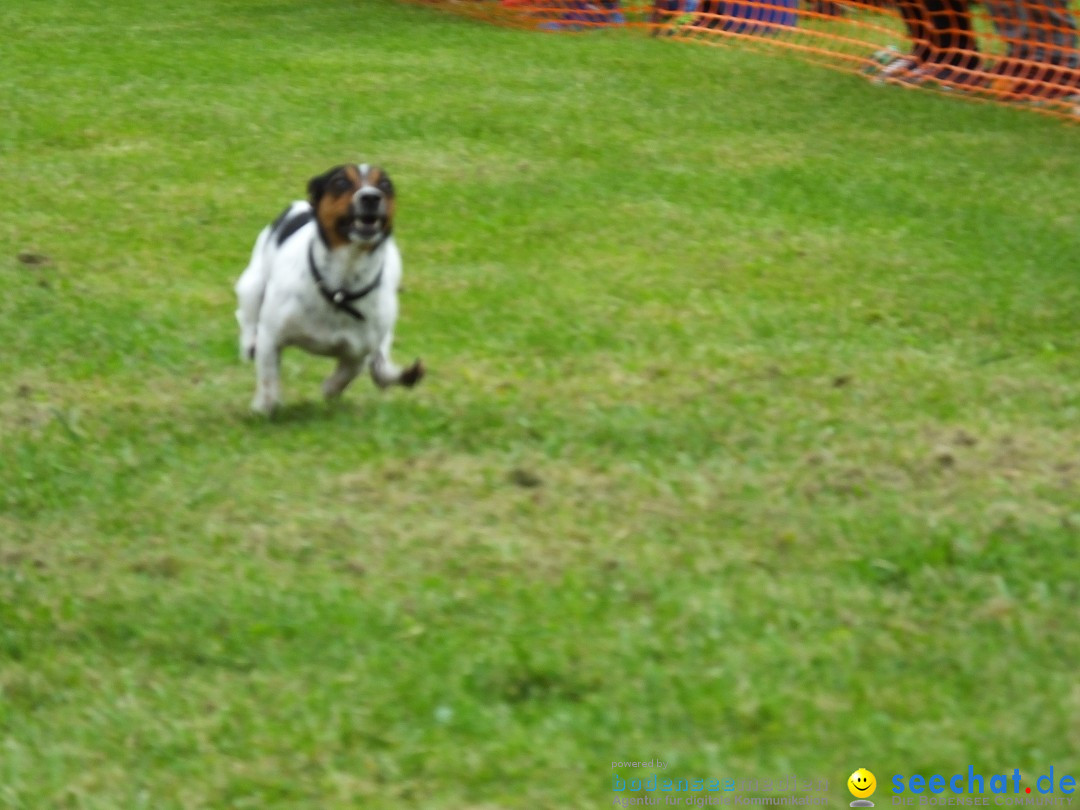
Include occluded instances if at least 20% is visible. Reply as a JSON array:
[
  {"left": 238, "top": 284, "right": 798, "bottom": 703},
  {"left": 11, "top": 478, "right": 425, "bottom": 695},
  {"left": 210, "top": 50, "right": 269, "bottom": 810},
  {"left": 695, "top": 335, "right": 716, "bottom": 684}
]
[{"left": 307, "top": 163, "right": 396, "bottom": 250}]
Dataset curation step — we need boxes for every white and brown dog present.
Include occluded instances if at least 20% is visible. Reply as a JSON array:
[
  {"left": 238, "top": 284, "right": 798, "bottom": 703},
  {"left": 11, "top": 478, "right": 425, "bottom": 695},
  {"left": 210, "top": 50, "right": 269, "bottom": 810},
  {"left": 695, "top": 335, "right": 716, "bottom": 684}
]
[{"left": 235, "top": 163, "right": 423, "bottom": 415}]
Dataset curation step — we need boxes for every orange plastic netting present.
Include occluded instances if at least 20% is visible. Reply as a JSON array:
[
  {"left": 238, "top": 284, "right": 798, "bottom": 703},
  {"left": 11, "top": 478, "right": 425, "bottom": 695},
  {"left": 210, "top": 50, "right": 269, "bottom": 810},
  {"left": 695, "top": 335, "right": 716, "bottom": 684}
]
[{"left": 401, "top": 0, "right": 1080, "bottom": 120}]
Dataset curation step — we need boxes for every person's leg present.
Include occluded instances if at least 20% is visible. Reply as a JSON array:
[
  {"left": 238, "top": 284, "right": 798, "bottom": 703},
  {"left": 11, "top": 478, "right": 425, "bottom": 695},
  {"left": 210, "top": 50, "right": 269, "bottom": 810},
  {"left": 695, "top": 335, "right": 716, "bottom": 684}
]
[
  {"left": 1023, "top": 0, "right": 1078, "bottom": 65},
  {"left": 984, "top": 0, "right": 1031, "bottom": 60},
  {"left": 893, "top": 0, "right": 936, "bottom": 63},
  {"left": 981, "top": 0, "right": 1046, "bottom": 95},
  {"left": 897, "top": 0, "right": 980, "bottom": 83},
  {"left": 998, "top": 0, "right": 1080, "bottom": 97},
  {"left": 924, "top": 0, "right": 980, "bottom": 70},
  {"left": 694, "top": 0, "right": 724, "bottom": 28}
]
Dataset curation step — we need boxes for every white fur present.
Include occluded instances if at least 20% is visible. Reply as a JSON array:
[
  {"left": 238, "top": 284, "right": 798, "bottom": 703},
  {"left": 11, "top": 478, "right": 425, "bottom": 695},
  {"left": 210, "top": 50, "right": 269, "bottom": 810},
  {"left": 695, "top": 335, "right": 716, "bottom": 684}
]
[{"left": 235, "top": 201, "right": 422, "bottom": 415}]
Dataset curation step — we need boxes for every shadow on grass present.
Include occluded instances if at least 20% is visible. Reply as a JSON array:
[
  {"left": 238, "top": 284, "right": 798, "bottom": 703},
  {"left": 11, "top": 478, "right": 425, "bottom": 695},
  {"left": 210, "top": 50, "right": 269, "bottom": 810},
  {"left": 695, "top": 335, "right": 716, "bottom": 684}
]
[{"left": 239, "top": 400, "right": 343, "bottom": 426}]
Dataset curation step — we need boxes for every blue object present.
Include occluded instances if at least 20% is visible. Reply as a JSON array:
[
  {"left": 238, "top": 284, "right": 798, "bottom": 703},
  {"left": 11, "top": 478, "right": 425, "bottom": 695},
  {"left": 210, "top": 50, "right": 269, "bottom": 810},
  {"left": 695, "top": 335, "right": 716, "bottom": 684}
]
[
  {"left": 561, "top": 0, "right": 626, "bottom": 26},
  {"left": 717, "top": 0, "right": 798, "bottom": 33},
  {"left": 658, "top": 0, "right": 700, "bottom": 11}
]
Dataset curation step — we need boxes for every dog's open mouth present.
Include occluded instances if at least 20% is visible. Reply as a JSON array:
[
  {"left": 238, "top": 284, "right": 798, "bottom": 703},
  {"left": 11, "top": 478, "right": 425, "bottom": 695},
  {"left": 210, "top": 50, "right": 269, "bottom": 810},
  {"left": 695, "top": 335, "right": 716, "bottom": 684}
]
[
  {"left": 342, "top": 188, "right": 389, "bottom": 244},
  {"left": 343, "top": 214, "right": 383, "bottom": 243}
]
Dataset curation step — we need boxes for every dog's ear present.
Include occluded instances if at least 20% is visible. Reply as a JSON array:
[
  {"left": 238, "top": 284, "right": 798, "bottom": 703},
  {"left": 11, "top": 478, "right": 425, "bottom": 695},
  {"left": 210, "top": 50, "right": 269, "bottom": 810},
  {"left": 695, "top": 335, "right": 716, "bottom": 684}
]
[{"left": 307, "top": 166, "right": 343, "bottom": 206}]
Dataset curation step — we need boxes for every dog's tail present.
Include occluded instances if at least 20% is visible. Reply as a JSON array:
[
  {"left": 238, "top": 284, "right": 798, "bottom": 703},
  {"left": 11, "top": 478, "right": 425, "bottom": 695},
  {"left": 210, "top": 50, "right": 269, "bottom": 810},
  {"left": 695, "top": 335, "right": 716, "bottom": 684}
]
[{"left": 234, "top": 225, "right": 273, "bottom": 362}]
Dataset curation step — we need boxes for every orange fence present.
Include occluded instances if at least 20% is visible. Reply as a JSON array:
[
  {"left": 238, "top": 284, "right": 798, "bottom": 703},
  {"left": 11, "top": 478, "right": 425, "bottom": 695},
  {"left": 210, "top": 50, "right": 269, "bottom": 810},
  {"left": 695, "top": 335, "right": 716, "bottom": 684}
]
[{"left": 402, "top": 0, "right": 1080, "bottom": 120}]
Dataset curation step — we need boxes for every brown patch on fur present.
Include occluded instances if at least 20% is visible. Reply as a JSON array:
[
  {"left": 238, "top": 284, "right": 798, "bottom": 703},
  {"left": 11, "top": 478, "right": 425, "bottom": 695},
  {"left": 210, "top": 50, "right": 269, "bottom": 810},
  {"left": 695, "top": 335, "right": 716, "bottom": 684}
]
[
  {"left": 374, "top": 167, "right": 397, "bottom": 235},
  {"left": 313, "top": 164, "right": 362, "bottom": 249},
  {"left": 383, "top": 197, "right": 397, "bottom": 236}
]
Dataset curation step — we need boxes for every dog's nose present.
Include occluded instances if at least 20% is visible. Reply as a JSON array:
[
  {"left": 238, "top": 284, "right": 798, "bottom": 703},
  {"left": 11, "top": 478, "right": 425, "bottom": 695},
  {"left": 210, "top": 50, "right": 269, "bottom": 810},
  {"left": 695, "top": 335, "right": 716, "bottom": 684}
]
[{"left": 356, "top": 189, "right": 382, "bottom": 211}]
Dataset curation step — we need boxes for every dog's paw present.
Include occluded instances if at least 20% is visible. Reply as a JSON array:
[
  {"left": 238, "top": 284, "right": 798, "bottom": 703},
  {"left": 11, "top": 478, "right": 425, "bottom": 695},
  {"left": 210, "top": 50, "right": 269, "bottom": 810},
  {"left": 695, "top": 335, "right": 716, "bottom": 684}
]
[
  {"left": 401, "top": 359, "right": 425, "bottom": 388},
  {"left": 250, "top": 395, "right": 279, "bottom": 416}
]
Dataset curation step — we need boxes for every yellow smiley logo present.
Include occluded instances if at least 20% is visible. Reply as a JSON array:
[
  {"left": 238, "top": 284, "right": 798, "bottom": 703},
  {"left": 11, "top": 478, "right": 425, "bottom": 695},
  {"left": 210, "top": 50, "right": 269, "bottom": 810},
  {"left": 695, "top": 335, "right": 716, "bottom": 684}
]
[{"left": 848, "top": 769, "right": 877, "bottom": 798}]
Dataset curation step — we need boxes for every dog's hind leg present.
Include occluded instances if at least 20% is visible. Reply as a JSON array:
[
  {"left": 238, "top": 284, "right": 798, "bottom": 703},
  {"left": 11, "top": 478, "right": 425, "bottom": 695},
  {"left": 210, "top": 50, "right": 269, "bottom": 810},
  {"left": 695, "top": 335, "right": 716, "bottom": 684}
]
[
  {"left": 235, "top": 228, "right": 272, "bottom": 361},
  {"left": 322, "top": 357, "right": 363, "bottom": 400}
]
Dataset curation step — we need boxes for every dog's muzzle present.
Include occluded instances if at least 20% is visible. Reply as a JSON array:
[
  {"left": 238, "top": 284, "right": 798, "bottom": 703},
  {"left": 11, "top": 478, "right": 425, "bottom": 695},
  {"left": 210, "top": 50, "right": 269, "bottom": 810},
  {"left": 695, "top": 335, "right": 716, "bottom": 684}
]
[{"left": 350, "top": 187, "right": 387, "bottom": 244}]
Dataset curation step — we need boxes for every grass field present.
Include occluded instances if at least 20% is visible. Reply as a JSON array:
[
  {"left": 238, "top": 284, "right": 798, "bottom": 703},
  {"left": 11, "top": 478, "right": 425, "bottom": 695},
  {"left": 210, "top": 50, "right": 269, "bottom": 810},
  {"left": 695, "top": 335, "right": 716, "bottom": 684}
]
[{"left": 2, "top": 0, "right": 1079, "bottom": 807}]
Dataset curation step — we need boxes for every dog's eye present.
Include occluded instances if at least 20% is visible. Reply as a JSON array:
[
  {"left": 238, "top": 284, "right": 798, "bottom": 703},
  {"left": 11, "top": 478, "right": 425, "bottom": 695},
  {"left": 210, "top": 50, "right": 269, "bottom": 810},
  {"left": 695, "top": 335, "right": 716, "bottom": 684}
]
[{"left": 331, "top": 176, "right": 351, "bottom": 193}]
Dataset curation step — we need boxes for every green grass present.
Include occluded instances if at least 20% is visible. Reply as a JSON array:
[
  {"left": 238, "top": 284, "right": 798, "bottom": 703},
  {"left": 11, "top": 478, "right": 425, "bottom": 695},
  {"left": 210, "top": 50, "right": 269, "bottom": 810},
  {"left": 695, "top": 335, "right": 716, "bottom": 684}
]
[{"left": 2, "top": 1, "right": 1079, "bottom": 808}]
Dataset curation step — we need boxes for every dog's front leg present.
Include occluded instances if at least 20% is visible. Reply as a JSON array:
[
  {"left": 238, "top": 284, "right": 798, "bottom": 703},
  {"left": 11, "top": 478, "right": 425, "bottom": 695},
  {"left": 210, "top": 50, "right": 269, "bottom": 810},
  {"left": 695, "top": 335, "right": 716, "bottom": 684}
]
[
  {"left": 251, "top": 333, "right": 283, "bottom": 415},
  {"left": 323, "top": 357, "right": 363, "bottom": 400}
]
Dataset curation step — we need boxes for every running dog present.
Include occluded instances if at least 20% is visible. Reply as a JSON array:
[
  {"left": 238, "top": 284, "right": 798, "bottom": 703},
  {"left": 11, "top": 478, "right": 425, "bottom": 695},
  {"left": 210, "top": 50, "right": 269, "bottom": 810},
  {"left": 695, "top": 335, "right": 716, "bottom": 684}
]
[{"left": 235, "top": 163, "right": 424, "bottom": 415}]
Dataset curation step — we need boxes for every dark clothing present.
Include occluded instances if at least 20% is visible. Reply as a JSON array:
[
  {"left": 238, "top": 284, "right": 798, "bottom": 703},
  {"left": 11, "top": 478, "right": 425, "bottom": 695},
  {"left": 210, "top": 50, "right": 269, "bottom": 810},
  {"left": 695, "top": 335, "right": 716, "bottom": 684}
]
[{"left": 893, "top": 0, "right": 980, "bottom": 69}]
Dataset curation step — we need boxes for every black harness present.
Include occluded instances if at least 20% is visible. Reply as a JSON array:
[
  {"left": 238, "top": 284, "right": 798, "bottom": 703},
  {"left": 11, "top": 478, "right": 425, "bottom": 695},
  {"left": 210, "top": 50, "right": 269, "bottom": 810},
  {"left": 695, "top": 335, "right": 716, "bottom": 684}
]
[{"left": 307, "top": 242, "right": 383, "bottom": 322}]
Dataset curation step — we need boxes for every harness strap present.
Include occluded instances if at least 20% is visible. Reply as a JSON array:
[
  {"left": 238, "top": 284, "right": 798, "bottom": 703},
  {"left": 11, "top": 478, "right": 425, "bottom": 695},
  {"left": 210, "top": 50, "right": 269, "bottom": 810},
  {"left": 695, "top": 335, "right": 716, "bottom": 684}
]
[{"left": 308, "top": 243, "right": 384, "bottom": 321}]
